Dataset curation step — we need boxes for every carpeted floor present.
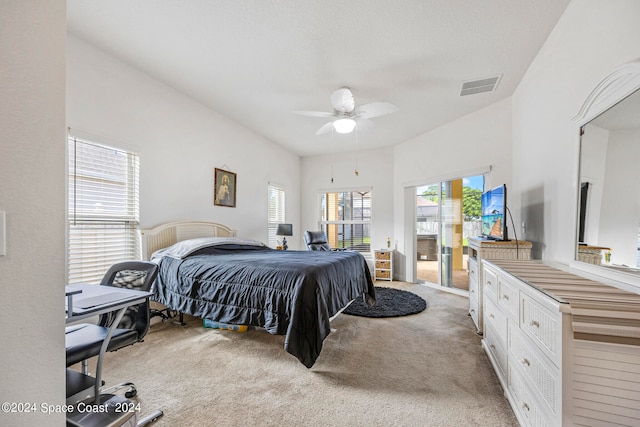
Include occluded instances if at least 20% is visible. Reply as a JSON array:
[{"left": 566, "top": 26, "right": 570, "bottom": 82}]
[{"left": 88, "top": 282, "right": 518, "bottom": 427}]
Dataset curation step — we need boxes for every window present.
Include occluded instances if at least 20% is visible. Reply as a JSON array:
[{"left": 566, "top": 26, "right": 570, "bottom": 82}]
[
  {"left": 320, "top": 190, "right": 371, "bottom": 252},
  {"left": 68, "top": 136, "right": 140, "bottom": 284},
  {"left": 267, "top": 183, "right": 285, "bottom": 248}
]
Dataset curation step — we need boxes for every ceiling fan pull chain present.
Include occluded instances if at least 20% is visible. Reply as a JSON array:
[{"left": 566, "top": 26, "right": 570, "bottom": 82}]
[
  {"left": 331, "top": 126, "right": 335, "bottom": 183},
  {"left": 354, "top": 126, "right": 359, "bottom": 176}
]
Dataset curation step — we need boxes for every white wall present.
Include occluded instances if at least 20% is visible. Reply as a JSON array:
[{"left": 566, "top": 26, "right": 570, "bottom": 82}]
[
  {"left": 0, "top": 1, "right": 66, "bottom": 425},
  {"left": 512, "top": 0, "right": 640, "bottom": 263},
  {"left": 300, "top": 145, "right": 394, "bottom": 256},
  {"left": 392, "top": 98, "right": 513, "bottom": 281},
  {"left": 67, "top": 35, "right": 302, "bottom": 247}
]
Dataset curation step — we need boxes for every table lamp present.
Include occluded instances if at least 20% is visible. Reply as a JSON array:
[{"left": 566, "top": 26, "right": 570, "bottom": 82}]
[{"left": 276, "top": 223, "right": 293, "bottom": 250}]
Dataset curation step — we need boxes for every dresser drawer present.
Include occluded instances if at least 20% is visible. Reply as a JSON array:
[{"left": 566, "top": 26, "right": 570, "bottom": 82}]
[
  {"left": 508, "top": 364, "right": 551, "bottom": 427},
  {"left": 375, "top": 251, "right": 391, "bottom": 260},
  {"left": 484, "top": 296, "right": 508, "bottom": 342},
  {"left": 497, "top": 275, "right": 520, "bottom": 321},
  {"left": 483, "top": 266, "right": 498, "bottom": 302},
  {"left": 469, "top": 300, "right": 479, "bottom": 330},
  {"left": 469, "top": 273, "right": 479, "bottom": 303},
  {"left": 509, "top": 324, "right": 560, "bottom": 416},
  {"left": 469, "top": 275, "right": 480, "bottom": 331},
  {"left": 484, "top": 322, "right": 508, "bottom": 379},
  {"left": 375, "top": 260, "right": 391, "bottom": 269},
  {"left": 520, "top": 291, "right": 562, "bottom": 365},
  {"left": 375, "top": 269, "right": 391, "bottom": 279},
  {"left": 468, "top": 258, "right": 478, "bottom": 283}
]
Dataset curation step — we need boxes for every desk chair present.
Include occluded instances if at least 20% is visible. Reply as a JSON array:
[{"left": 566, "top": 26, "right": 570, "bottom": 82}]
[
  {"left": 66, "top": 261, "right": 158, "bottom": 399},
  {"left": 304, "top": 230, "right": 349, "bottom": 251},
  {"left": 304, "top": 230, "right": 331, "bottom": 251}
]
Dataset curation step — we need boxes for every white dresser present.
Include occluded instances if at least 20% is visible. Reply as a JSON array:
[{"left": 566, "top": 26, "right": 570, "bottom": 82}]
[
  {"left": 482, "top": 260, "right": 640, "bottom": 427},
  {"left": 467, "top": 238, "right": 532, "bottom": 334}
]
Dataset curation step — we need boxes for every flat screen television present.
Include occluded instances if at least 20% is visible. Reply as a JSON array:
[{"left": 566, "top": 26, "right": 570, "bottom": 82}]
[{"left": 481, "top": 184, "right": 508, "bottom": 241}]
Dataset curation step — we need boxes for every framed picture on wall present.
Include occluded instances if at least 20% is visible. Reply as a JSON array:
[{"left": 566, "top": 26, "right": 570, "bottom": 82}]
[{"left": 214, "top": 168, "right": 236, "bottom": 207}]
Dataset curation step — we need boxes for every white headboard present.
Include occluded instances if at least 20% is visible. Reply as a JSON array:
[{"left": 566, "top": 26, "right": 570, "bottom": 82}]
[{"left": 140, "top": 221, "right": 237, "bottom": 260}]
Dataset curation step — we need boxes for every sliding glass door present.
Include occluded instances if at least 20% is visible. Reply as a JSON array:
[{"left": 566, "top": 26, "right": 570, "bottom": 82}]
[{"left": 417, "top": 175, "right": 483, "bottom": 290}]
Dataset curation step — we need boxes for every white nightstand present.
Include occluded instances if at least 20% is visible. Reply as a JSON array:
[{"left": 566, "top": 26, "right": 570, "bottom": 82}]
[{"left": 373, "top": 249, "right": 393, "bottom": 281}]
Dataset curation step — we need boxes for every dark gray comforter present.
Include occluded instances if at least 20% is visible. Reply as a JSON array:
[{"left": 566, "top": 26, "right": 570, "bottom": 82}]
[{"left": 152, "top": 244, "right": 375, "bottom": 367}]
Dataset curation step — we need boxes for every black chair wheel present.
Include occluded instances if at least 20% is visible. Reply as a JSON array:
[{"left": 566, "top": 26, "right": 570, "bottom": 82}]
[{"left": 125, "top": 387, "right": 137, "bottom": 398}]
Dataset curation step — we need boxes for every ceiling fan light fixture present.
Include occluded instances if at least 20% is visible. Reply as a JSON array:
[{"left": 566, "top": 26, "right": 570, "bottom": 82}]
[{"left": 333, "top": 118, "right": 356, "bottom": 134}]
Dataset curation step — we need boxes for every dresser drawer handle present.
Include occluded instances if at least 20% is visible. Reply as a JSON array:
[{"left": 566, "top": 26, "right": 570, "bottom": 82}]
[
  {"left": 522, "top": 403, "right": 530, "bottom": 411},
  {"left": 530, "top": 320, "right": 540, "bottom": 327},
  {"left": 502, "top": 294, "right": 509, "bottom": 300},
  {"left": 521, "top": 358, "right": 530, "bottom": 366},
  {"left": 487, "top": 280, "right": 492, "bottom": 286},
  {"left": 489, "top": 314, "right": 495, "bottom": 319},
  {"left": 489, "top": 343, "right": 496, "bottom": 349}
]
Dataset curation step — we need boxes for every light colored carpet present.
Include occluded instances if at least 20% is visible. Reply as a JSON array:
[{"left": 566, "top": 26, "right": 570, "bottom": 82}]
[{"left": 92, "top": 282, "right": 518, "bottom": 426}]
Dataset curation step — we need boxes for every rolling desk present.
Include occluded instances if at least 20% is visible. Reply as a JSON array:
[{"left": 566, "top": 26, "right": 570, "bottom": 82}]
[{"left": 65, "top": 283, "right": 151, "bottom": 405}]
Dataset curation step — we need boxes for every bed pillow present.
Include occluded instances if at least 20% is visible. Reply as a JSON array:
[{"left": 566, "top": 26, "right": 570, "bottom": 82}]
[{"left": 151, "top": 237, "right": 266, "bottom": 262}]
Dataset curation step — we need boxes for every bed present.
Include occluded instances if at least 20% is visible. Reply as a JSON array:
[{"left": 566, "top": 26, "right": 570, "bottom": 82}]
[{"left": 141, "top": 221, "right": 376, "bottom": 368}]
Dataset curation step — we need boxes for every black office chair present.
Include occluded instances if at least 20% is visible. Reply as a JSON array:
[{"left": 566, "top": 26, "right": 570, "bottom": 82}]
[
  {"left": 304, "top": 230, "right": 332, "bottom": 251},
  {"left": 66, "top": 261, "right": 158, "bottom": 398}
]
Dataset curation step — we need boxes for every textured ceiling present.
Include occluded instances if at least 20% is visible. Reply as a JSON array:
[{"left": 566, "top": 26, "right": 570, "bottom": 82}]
[{"left": 67, "top": 0, "right": 571, "bottom": 157}]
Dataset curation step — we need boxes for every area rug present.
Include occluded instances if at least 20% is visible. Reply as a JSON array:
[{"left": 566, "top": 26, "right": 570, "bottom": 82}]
[{"left": 343, "top": 287, "right": 427, "bottom": 318}]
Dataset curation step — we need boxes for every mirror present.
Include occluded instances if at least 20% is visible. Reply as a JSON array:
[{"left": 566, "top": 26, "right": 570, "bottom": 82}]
[
  {"left": 578, "top": 89, "right": 640, "bottom": 270},
  {"left": 574, "top": 59, "right": 640, "bottom": 284}
]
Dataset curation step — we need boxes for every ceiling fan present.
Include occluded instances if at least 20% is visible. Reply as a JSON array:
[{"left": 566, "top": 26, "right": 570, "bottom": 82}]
[{"left": 293, "top": 87, "right": 399, "bottom": 135}]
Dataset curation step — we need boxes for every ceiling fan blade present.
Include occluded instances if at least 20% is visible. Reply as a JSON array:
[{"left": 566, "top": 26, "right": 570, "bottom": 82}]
[
  {"left": 355, "top": 117, "right": 375, "bottom": 132},
  {"left": 356, "top": 102, "right": 399, "bottom": 119},
  {"left": 293, "top": 110, "right": 334, "bottom": 118},
  {"left": 315, "top": 122, "right": 334, "bottom": 135},
  {"left": 330, "top": 87, "right": 355, "bottom": 113}
]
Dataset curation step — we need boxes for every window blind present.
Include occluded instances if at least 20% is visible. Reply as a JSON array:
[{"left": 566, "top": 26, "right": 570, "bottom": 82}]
[
  {"left": 320, "top": 190, "right": 371, "bottom": 252},
  {"left": 267, "top": 183, "right": 285, "bottom": 248},
  {"left": 68, "top": 136, "right": 140, "bottom": 284}
]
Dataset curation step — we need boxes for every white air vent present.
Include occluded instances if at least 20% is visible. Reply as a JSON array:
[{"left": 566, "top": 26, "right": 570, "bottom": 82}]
[{"left": 460, "top": 74, "right": 502, "bottom": 96}]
